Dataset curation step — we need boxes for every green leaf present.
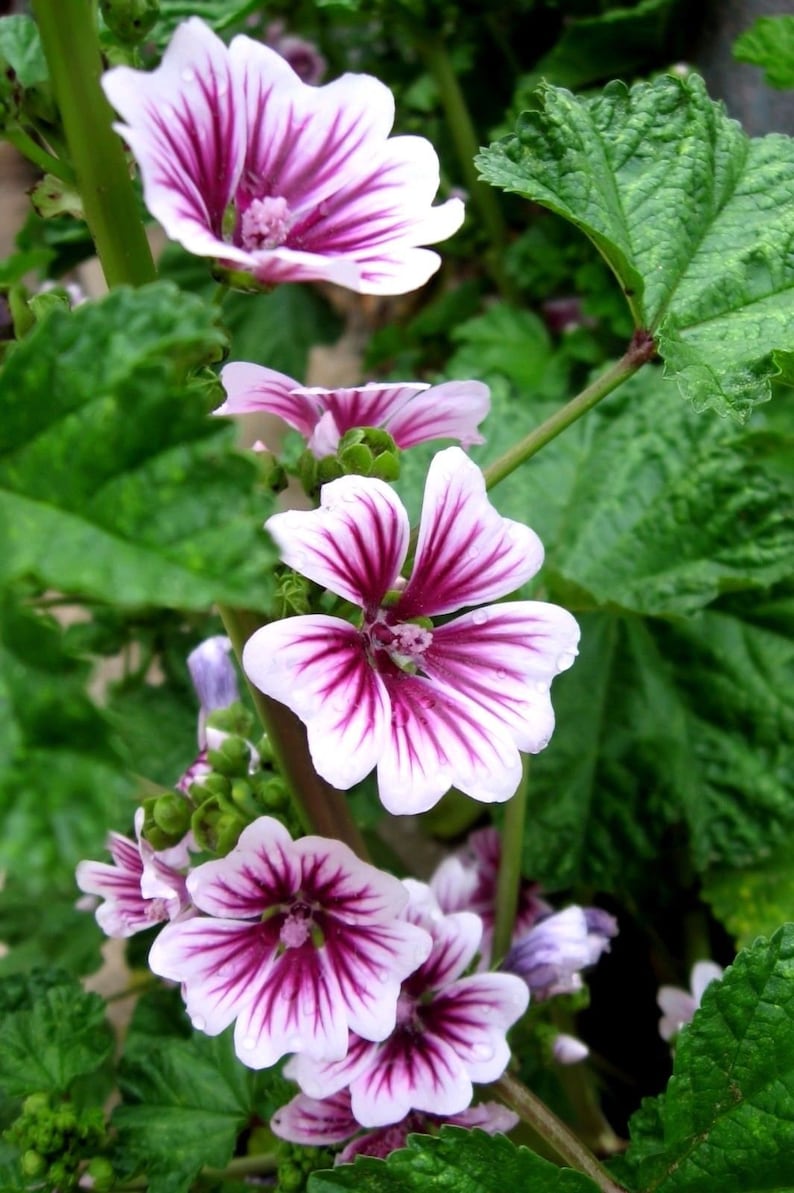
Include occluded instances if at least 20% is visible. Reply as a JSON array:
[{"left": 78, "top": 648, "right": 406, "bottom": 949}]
[
  {"left": 0, "top": 887, "right": 104, "bottom": 979},
  {"left": 734, "top": 16, "right": 794, "bottom": 90},
  {"left": 618, "top": 925, "right": 794, "bottom": 1191},
  {"left": 448, "top": 305, "right": 566, "bottom": 398},
  {"left": 0, "top": 15, "right": 48, "bottom": 87},
  {"left": 0, "top": 980, "right": 113, "bottom": 1097},
  {"left": 703, "top": 839, "right": 794, "bottom": 949},
  {"left": 309, "top": 1127, "right": 601, "bottom": 1192},
  {"left": 0, "top": 282, "right": 276, "bottom": 610},
  {"left": 478, "top": 74, "right": 794, "bottom": 417},
  {"left": 113, "top": 1030, "right": 288, "bottom": 1193}
]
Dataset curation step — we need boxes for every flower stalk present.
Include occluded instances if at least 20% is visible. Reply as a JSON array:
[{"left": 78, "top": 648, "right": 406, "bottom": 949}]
[
  {"left": 491, "top": 756, "right": 529, "bottom": 963},
  {"left": 32, "top": 0, "right": 157, "bottom": 287},
  {"left": 483, "top": 331, "right": 656, "bottom": 491}
]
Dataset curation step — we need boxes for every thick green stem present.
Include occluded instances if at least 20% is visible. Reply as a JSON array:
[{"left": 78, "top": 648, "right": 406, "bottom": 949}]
[
  {"left": 112, "top": 1152, "right": 278, "bottom": 1190},
  {"left": 483, "top": 331, "right": 656, "bottom": 491},
  {"left": 32, "top": 0, "right": 156, "bottom": 287},
  {"left": 219, "top": 604, "right": 369, "bottom": 859},
  {"left": 491, "top": 756, "right": 529, "bottom": 963},
  {"left": 419, "top": 37, "right": 515, "bottom": 299},
  {"left": 3, "top": 126, "right": 76, "bottom": 183},
  {"left": 495, "top": 1073, "right": 628, "bottom": 1193}
]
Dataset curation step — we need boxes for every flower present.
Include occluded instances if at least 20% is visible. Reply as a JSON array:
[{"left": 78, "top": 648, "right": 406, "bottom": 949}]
[
  {"left": 148, "top": 817, "right": 432, "bottom": 1068},
  {"left": 216, "top": 364, "right": 489, "bottom": 456},
  {"left": 430, "top": 827, "right": 551, "bottom": 966},
  {"left": 657, "top": 960, "right": 724, "bottom": 1042},
  {"left": 243, "top": 447, "right": 580, "bottom": 815},
  {"left": 264, "top": 21, "right": 326, "bottom": 85},
  {"left": 288, "top": 881, "right": 529, "bottom": 1127},
  {"left": 178, "top": 635, "right": 258, "bottom": 795},
  {"left": 501, "top": 905, "right": 617, "bottom": 999},
  {"left": 76, "top": 809, "right": 190, "bottom": 938},
  {"left": 102, "top": 18, "right": 463, "bottom": 294},
  {"left": 552, "top": 1033, "right": 590, "bottom": 1065},
  {"left": 271, "top": 1087, "right": 518, "bottom": 1163}
]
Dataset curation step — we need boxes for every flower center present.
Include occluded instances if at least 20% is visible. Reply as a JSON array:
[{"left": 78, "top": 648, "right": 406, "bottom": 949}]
[
  {"left": 279, "top": 900, "right": 314, "bottom": 949},
  {"left": 369, "top": 619, "right": 433, "bottom": 673},
  {"left": 240, "top": 196, "right": 294, "bottom": 251}
]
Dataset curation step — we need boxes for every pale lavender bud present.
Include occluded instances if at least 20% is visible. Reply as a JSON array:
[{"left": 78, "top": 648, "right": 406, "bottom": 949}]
[
  {"left": 265, "top": 21, "right": 326, "bottom": 84},
  {"left": 187, "top": 636, "right": 239, "bottom": 716},
  {"left": 502, "top": 905, "right": 615, "bottom": 999},
  {"left": 552, "top": 1033, "right": 589, "bottom": 1065}
]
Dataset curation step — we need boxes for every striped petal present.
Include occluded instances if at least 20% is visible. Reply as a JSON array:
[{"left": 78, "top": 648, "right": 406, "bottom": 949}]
[{"left": 216, "top": 363, "right": 320, "bottom": 437}]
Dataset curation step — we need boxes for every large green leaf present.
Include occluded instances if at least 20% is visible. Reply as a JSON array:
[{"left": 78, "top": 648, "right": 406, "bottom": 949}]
[
  {"left": 310, "top": 1127, "right": 601, "bottom": 1193},
  {"left": 113, "top": 1030, "right": 288, "bottom": 1193},
  {"left": 0, "top": 283, "right": 276, "bottom": 610},
  {"left": 617, "top": 925, "right": 794, "bottom": 1191},
  {"left": 734, "top": 16, "right": 794, "bottom": 90},
  {"left": 703, "top": 837, "right": 794, "bottom": 949},
  {"left": 477, "top": 74, "right": 794, "bottom": 417}
]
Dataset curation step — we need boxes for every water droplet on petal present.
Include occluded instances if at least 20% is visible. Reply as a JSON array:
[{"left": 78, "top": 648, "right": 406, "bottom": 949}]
[
  {"left": 496, "top": 668, "right": 507, "bottom": 679},
  {"left": 192, "top": 1015, "right": 206, "bottom": 1031},
  {"left": 288, "top": 1033, "right": 303, "bottom": 1050},
  {"left": 181, "top": 67, "right": 196, "bottom": 83},
  {"left": 471, "top": 1041, "right": 494, "bottom": 1061},
  {"left": 241, "top": 1035, "right": 257, "bottom": 1051},
  {"left": 472, "top": 610, "right": 488, "bottom": 625}
]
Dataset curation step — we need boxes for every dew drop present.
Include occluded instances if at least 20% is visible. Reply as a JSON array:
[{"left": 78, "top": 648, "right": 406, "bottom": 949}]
[
  {"left": 471, "top": 1042, "right": 494, "bottom": 1061},
  {"left": 241, "top": 1035, "right": 257, "bottom": 1051},
  {"left": 472, "top": 609, "right": 488, "bottom": 625},
  {"left": 181, "top": 67, "right": 196, "bottom": 83},
  {"left": 192, "top": 1014, "right": 206, "bottom": 1031},
  {"left": 496, "top": 668, "right": 507, "bottom": 680}
]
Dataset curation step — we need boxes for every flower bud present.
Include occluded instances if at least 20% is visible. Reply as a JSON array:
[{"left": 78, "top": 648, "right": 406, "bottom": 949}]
[
  {"left": 207, "top": 734, "right": 252, "bottom": 778},
  {"left": 339, "top": 442, "right": 374, "bottom": 476},
  {"left": 84, "top": 1157, "right": 116, "bottom": 1192},
  {"left": 21, "top": 1150, "right": 46, "bottom": 1178},
  {"left": 151, "top": 792, "right": 192, "bottom": 838}
]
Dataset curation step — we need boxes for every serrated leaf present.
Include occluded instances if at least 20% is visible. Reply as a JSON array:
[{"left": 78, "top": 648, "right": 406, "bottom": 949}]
[
  {"left": 113, "top": 1030, "right": 287, "bottom": 1193},
  {"left": 734, "top": 16, "right": 794, "bottom": 90},
  {"left": 0, "top": 888, "right": 104, "bottom": 979},
  {"left": 0, "top": 981, "right": 113, "bottom": 1097},
  {"left": 0, "top": 283, "right": 276, "bottom": 610},
  {"left": 619, "top": 925, "right": 794, "bottom": 1191},
  {"left": 309, "top": 1127, "right": 600, "bottom": 1192},
  {"left": 703, "top": 841, "right": 794, "bottom": 949},
  {"left": 478, "top": 74, "right": 794, "bottom": 417}
]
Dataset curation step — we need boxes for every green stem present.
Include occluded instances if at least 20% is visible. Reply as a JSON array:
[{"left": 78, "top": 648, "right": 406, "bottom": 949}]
[
  {"left": 495, "top": 1073, "right": 628, "bottom": 1193},
  {"left": 483, "top": 331, "right": 656, "bottom": 491},
  {"left": 112, "top": 1152, "right": 279, "bottom": 1190},
  {"left": 218, "top": 604, "right": 370, "bottom": 859},
  {"left": 491, "top": 756, "right": 529, "bottom": 963},
  {"left": 3, "top": 126, "right": 76, "bottom": 183},
  {"left": 419, "top": 36, "right": 515, "bottom": 299},
  {"left": 32, "top": 0, "right": 156, "bottom": 287}
]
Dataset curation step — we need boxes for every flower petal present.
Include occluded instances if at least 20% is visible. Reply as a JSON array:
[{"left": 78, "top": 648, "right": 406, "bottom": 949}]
[
  {"left": 423, "top": 601, "right": 580, "bottom": 752},
  {"left": 377, "top": 672, "right": 522, "bottom": 815},
  {"left": 265, "top": 477, "right": 409, "bottom": 610},
  {"left": 243, "top": 616, "right": 390, "bottom": 791},
  {"left": 690, "top": 960, "right": 724, "bottom": 1003},
  {"left": 102, "top": 18, "right": 247, "bottom": 264},
  {"left": 350, "top": 1032, "right": 473, "bottom": 1126},
  {"left": 384, "top": 380, "right": 489, "bottom": 449},
  {"left": 216, "top": 363, "right": 320, "bottom": 437},
  {"left": 397, "top": 448, "right": 544, "bottom": 619},
  {"left": 186, "top": 817, "right": 296, "bottom": 919},
  {"left": 271, "top": 1090, "right": 358, "bottom": 1146},
  {"left": 429, "top": 973, "right": 529, "bottom": 1083},
  {"left": 305, "top": 383, "right": 428, "bottom": 454}
]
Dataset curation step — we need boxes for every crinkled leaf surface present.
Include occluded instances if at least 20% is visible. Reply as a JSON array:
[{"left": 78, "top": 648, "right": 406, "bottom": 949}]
[
  {"left": 703, "top": 838, "right": 794, "bottom": 949},
  {"left": 477, "top": 74, "right": 794, "bottom": 417},
  {"left": 617, "top": 925, "right": 794, "bottom": 1191},
  {"left": 733, "top": 16, "right": 794, "bottom": 90},
  {"left": 0, "top": 283, "right": 276, "bottom": 609},
  {"left": 113, "top": 1029, "right": 289, "bottom": 1193},
  {"left": 309, "top": 1127, "right": 600, "bottom": 1192},
  {"left": 0, "top": 979, "right": 113, "bottom": 1097}
]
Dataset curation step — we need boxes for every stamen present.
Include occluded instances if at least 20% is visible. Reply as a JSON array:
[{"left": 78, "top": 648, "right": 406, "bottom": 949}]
[{"left": 240, "top": 196, "right": 294, "bottom": 251}]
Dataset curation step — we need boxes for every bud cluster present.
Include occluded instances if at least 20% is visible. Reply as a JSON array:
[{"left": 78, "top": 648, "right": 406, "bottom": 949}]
[
  {"left": 298, "top": 427, "right": 400, "bottom": 497},
  {"left": 5, "top": 1093, "right": 110, "bottom": 1193}
]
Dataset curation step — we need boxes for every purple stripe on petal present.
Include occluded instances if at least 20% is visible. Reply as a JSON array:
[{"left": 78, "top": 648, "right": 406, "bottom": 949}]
[
  {"left": 350, "top": 1031, "right": 471, "bottom": 1127},
  {"left": 384, "top": 380, "right": 489, "bottom": 450},
  {"left": 397, "top": 448, "right": 544, "bottom": 619},
  {"left": 271, "top": 1090, "right": 358, "bottom": 1146},
  {"left": 216, "top": 363, "right": 320, "bottom": 435}
]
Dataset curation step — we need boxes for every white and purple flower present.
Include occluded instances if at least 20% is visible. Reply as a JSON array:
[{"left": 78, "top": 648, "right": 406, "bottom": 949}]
[
  {"left": 76, "top": 808, "right": 190, "bottom": 938},
  {"left": 217, "top": 364, "right": 489, "bottom": 456},
  {"left": 178, "top": 634, "right": 242, "bottom": 792},
  {"left": 148, "top": 817, "right": 432, "bottom": 1069},
  {"left": 271, "top": 1087, "right": 518, "bottom": 1163},
  {"left": 658, "top": 960, "right": 724, "bottom": 1042},
  {"left": 502, "top": 906, "right": 617, "bottom": 1000},
  {"left": 243, "top": 447, "right": 580, "bottom": 815},
  {"left": 102, "top": 18, "right": 463, "bottom": 293},
  {"left": 288, "top": 881, "right": 529, "bottom": 1127}
]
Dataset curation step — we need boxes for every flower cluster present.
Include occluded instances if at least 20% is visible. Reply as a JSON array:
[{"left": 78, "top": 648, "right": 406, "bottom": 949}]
[{"left": 102, "top": 17, "right": 463, "bottom": 293}]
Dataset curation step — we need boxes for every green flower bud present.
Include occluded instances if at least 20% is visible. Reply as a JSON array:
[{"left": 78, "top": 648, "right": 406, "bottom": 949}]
[
  {"left": 100, "top": 0, "right": 160, "bottom": 44},
  {"left": 297, "top": 449, "right": 318, "bottom": 495},
  {"left": 85, "top": 1157, "right": 115, "bottom": 1192},
  {"left": 199, "top": 772, "right": 232, "bottom": 799},
  {"left": 206, "top": 701, "right": 255, "bottom": 738},
  {"left": 230, "top": 778, "right": 260, "bottom": 819},
  {"left": 316, "top": 455, "right": 344, "bottom": 485},
  {"left": 21, "top": 1150, "right": 46, "bottom": 1178},
  {"left": 207, "top": 734, "right": 251, "bottom": 778},
  {"left": 371, "top": 450, "right": 400, "bottom": 481},
  {"left": 152, "top": 792, "right": 192, "bottom": 838},
  {"left": 254, "top": 733, "right": 276, "bottom": 765},
  {"left": 339, "top": 442, "right": 374, "bottom": 475},
  {"left": 23, "top": 1093, "right": 50, "bottom": 1117},
  {"left": 191, "top": 802, "right": 245, "bottom": 856},
  {"left": 279, "top": 1161, "right": 304, "bottom": 1192}
]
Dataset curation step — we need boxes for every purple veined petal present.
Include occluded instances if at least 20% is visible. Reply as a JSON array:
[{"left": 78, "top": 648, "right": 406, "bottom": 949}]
[
  {"left": 350, "top": 1031, "right": 474, "bottom": 1127},
  {"left": 216, "top": 364, "right": 320, "bottom": 438},
  {"left": 310, "top": 409, "right": 344, "bottom": 457},
  {"left": 377, "top": 671, "right": 522, "bottom": 815},
  {"left": 102, "top": 18, "right": 247, "bottom": 264},
  {"left": 428, "top": 856, "right": 480, "bottom": 917},
  {"left": 453, "top": 1102, "right": 519, "bottom": 1134},
  {"left": 430, "top": 973, "right": 529, "bottom": 1083},
  {"left": 75, "top": 852, "right": 149, "bottom": 939},
  {"left": 148, "top": 917, "right": 277, "bottom": 1037},
  {"left": 287, "top": 1032, "right": 374, "bottom": 1102},
  {"left": 243, "top": 616, "right": 391, "bottom": 791},
  {"left": 265, "top": 477, "right": 409, "bottom": 611},
  {"left": 291, "top": 835, "right": 412, "bottom": 925},
  {"left": 271, "top": 1089, "right": 359, "bottom": 1146},
  {"left": 402, "top": 893, "right": 483, "bottom": 991},
  {"left": 247, "top": 244, "right": 362, "bottom": 290},
  {"left": 423, "top": 601, "right": 580, "bottom": 752},
  {"left": 396, "top": 448, "right": 544, "bottom": 619},
  {"left": 657, "top": 987, "right": 697, "bottom": 1042},
  {"left": 230, "top": 40, "right": 395, "bottom": 213},
  {"left": 304, "top": 383, "right": 427, "bottom": 455},
  {"left": 690, "top": 960, "right": 724, "bottom": 1003},
  {"left": 384, "top": 380, "right": 489, "bottom": 450},
  {"left": 186, "top": 817, "right": 297, "bottom": 919}
]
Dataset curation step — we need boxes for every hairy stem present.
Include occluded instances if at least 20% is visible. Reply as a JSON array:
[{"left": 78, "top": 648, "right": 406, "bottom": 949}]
[
  {"left": 32, "top": 0, "right": 157, "bottom": 287},
  {"left": 219, "top": 604, "right": 370, "bottom": 858},
  {"left": 491, "top": 757, "right": 529, "bottom": 963},
  {"left": 483, "top": 331, "right": 656, "bottom": 490},
  {"left": 495, "top": 1073, "right": 628, "bottom": 1193}
]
